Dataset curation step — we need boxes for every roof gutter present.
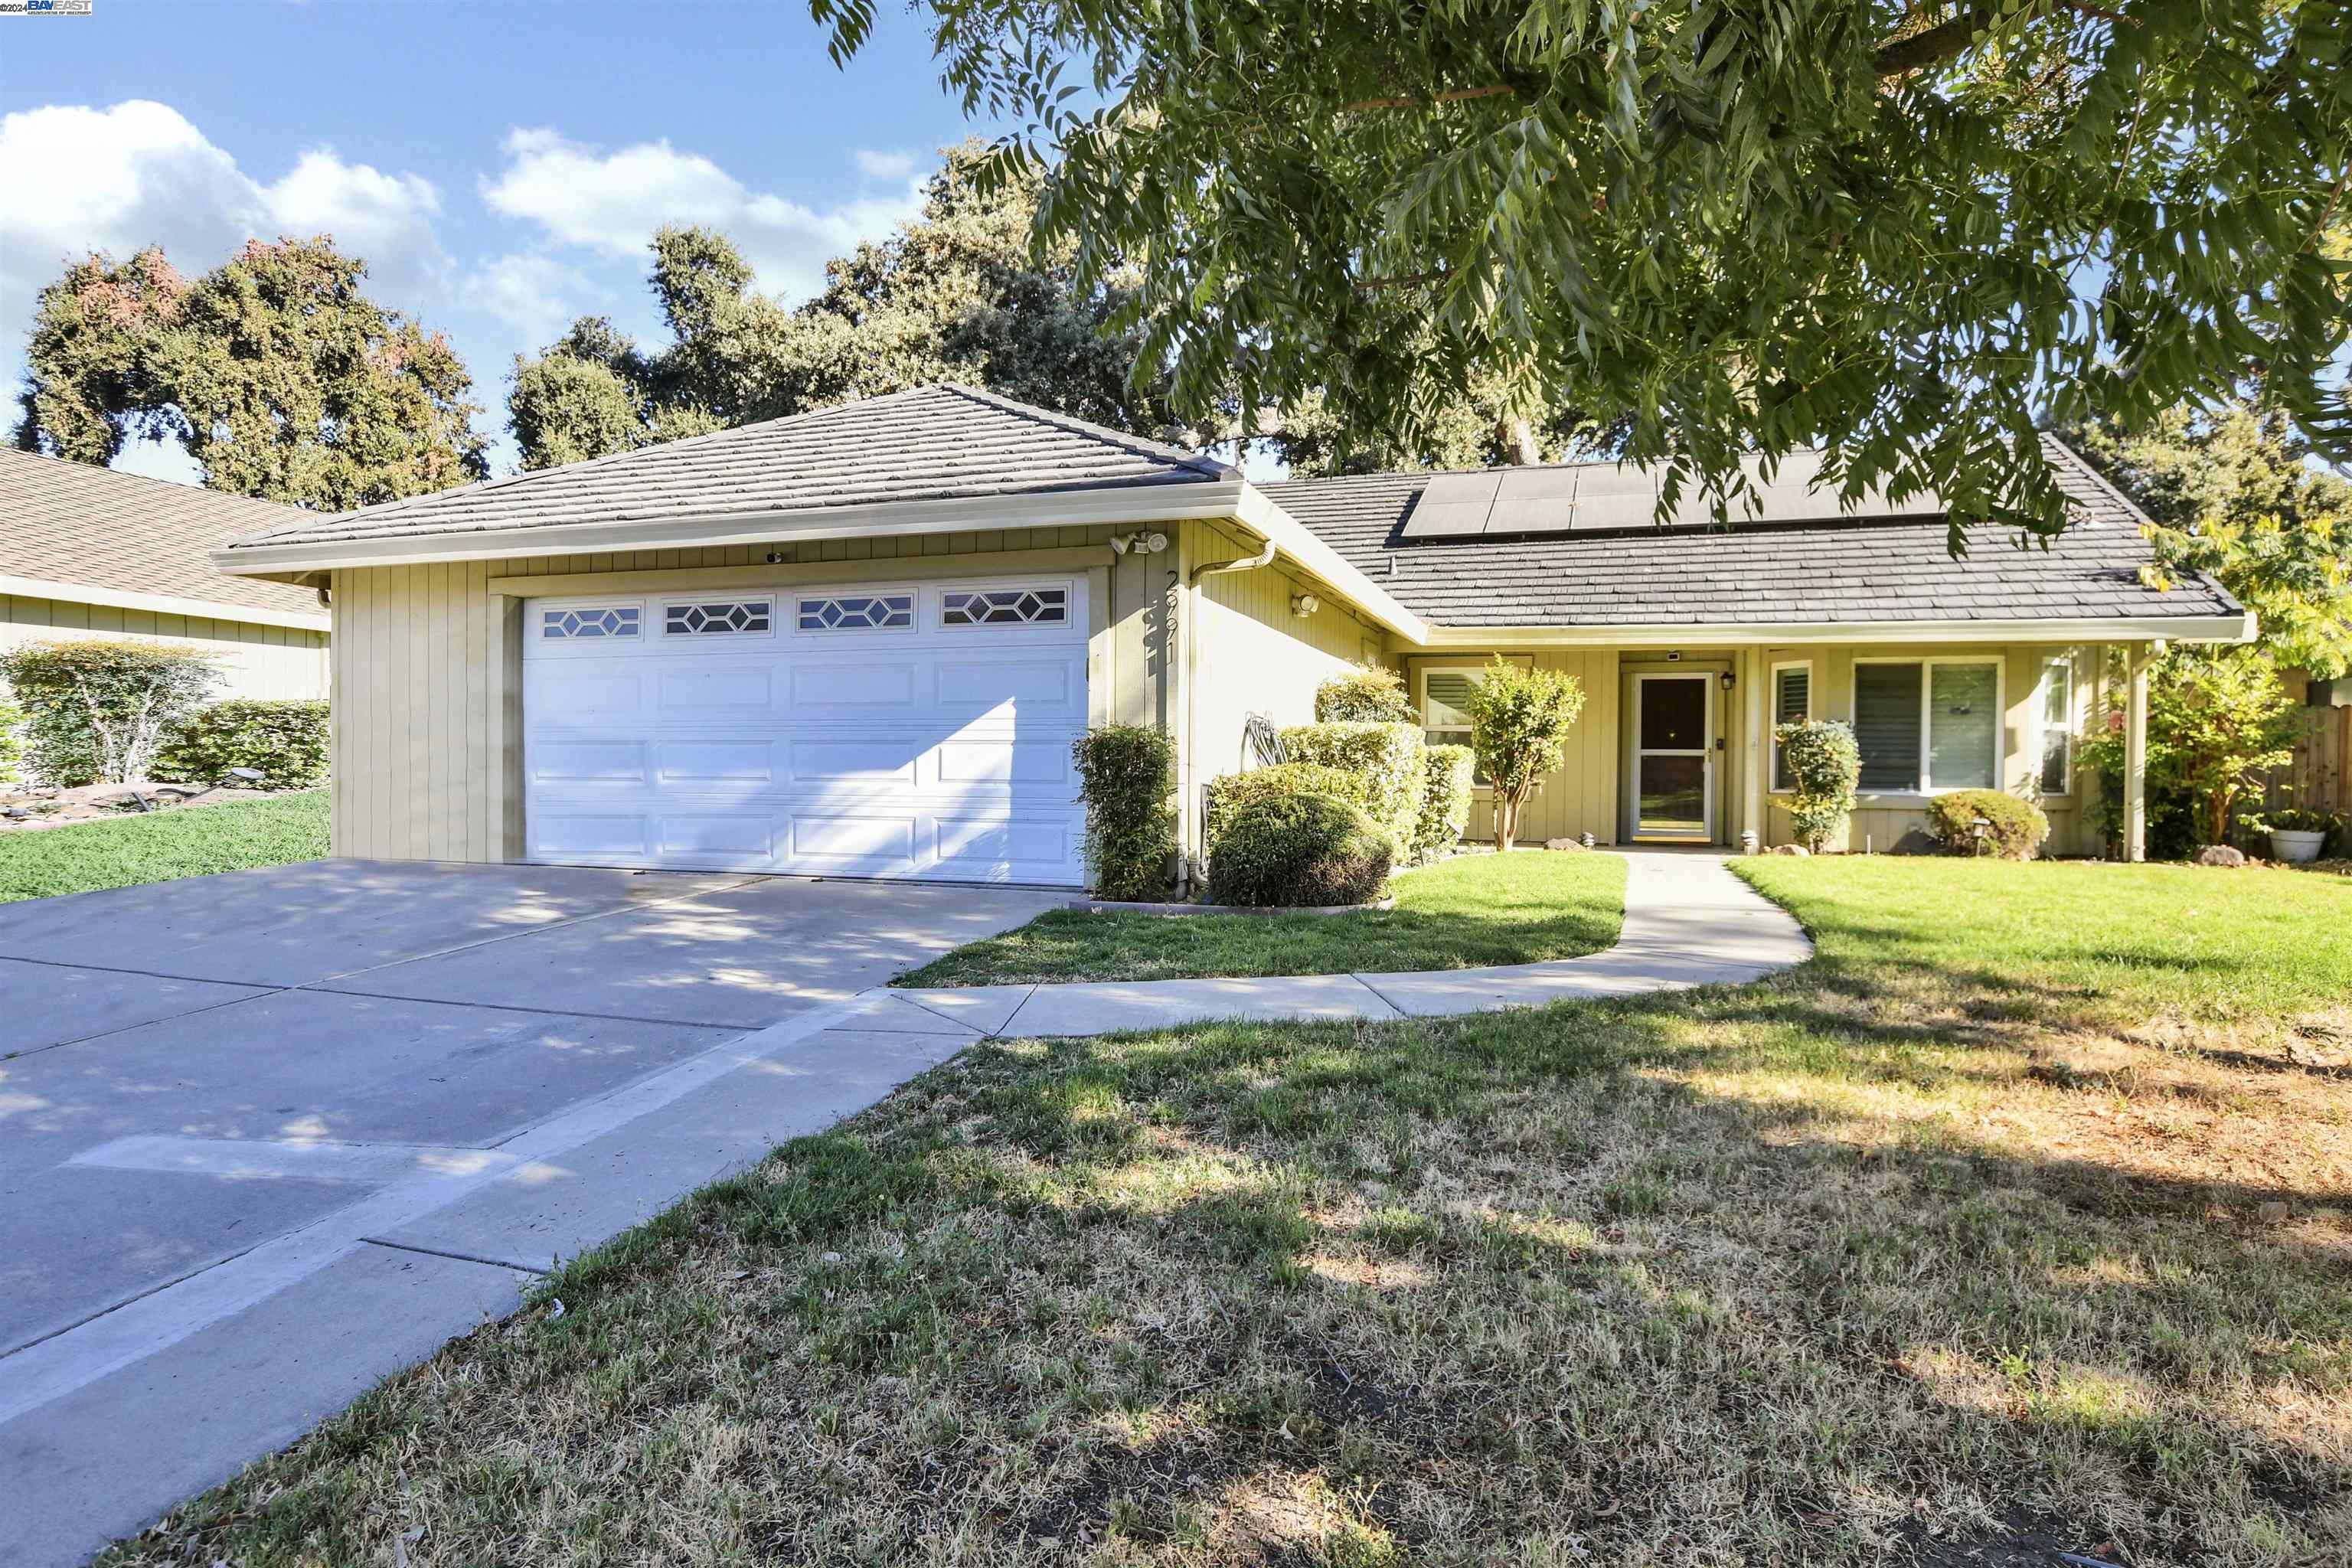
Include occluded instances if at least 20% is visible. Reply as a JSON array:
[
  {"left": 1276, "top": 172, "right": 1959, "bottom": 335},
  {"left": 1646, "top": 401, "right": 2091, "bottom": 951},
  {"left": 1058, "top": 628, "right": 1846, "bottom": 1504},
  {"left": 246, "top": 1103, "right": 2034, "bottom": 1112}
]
[
  {"left": 1414, "top": 612, "right": 2257, "bottom": 648},
  {"left": 211, "top": 476, "right": 1437, "bottom": 645},
  {"left": 0, "top": 572, "right": 331, "bottom": 633}
]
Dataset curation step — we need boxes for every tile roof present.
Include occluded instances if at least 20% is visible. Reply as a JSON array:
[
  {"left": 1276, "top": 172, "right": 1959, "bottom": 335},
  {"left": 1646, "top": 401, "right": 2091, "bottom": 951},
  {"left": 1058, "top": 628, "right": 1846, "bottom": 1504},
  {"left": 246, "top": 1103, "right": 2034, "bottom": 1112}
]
[
  {"left": 1259, "top": 435, "right": 2241, "bottom": 629},
  {"left": 230, "top": 383, "right": 1233, "bottom": 552},
  {"left": 0, "top": 449, "right": 321, "bottom": 620}
]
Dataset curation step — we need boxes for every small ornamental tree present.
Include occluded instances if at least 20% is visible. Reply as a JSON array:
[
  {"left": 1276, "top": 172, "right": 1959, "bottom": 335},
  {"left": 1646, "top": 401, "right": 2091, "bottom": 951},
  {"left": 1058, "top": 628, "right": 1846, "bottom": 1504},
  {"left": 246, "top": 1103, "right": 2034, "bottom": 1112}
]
[
  {"left": 1774, "top": 719, "right": 1860, "bottom": 853},
  {"left": 1070, "top": 725, "right": 1176, "bottom": 900},
  {"left": 2147, "top": 648, "right": 2300, "bottom": 848},
  {"left": 0, "top": 639, "right": 223, "bottom": 786},
  {"left": 1462, "top": 658, "right": 1584, "bottom": 851},
  {"left": 1313, "top": 662, "right": 1414, "bottom": 724}
]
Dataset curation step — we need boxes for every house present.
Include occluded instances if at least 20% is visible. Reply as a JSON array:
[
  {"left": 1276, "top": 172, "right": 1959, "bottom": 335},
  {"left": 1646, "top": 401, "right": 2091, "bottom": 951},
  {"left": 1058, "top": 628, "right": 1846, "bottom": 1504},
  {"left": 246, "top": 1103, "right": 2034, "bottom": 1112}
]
[
  {"left": 214, "top": 384, "right": 2248, "bottom": 880},
  {"left": 2, "top": 449, "right": 329, "bottom": 699}
]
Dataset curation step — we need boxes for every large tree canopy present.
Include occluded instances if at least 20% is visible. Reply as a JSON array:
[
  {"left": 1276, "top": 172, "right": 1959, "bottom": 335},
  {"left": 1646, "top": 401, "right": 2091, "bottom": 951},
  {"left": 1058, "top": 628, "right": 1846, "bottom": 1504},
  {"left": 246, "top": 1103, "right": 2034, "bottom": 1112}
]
[
  {"left": 14, "top": 237, "right": 488, "bottom": 509},
  {"left": 815, "top": 0, "right": 2351, "bottom": 541},
  {"left": 2063, "top": 397, "right": 2352, "bottom": 678},
  {"left": 507, "top": 145, "right": 1181, "bottom": 469}
]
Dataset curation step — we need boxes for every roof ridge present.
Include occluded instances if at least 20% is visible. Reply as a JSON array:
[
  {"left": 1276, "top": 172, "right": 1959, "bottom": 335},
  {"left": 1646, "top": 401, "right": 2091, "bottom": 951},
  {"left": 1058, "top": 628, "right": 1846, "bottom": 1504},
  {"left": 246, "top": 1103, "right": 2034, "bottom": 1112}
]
[
  {"left": 933, "top": 382, "right": 1234, "bottom": 479},
  {"left": 239, "top": 382, "right": 1221, "bottom": 547}
]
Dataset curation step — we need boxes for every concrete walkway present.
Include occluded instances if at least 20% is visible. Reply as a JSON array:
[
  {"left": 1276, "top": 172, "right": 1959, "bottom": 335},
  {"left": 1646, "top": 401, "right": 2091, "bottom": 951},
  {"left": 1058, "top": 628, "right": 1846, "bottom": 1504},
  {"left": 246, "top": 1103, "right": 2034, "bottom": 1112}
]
[{"left": 897, "top": 849, "right": 1812, "bottom": 1038}]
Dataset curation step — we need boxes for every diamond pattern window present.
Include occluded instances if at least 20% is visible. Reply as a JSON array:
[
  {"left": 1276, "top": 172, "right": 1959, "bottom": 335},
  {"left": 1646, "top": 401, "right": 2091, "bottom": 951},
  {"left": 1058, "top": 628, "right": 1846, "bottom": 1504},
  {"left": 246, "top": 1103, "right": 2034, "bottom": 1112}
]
[
  {"left": 941, "top": 586, "right": 1067, "bottom": 627},
  {"left": 541, "top": 606, "right": 640, "bottom": 640},
  {"left": 796, "top": 593, "right": 913, "bottom": 632},
  {"left": 664, "top": 600, "right": 773, "bottom": 635}
]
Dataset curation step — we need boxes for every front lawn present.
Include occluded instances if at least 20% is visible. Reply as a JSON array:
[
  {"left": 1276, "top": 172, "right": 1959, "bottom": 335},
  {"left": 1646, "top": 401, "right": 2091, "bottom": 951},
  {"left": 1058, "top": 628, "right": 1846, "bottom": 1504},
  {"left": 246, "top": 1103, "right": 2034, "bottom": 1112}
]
[
  {"left": 0, "top": 789, "right": 329, "bottom": 903},
  {"left": 109, "top": 858, "right": 2350, "bottom": 1566},
  {"left": 896, "top": 848, "right": 1628, "bottom": 986}
]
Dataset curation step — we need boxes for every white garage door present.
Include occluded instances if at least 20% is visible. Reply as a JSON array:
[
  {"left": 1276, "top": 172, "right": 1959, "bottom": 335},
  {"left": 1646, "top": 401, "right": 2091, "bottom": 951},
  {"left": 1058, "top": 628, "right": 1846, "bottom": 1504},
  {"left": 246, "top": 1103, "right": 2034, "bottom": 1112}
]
[{"left": 522, "top": 578, "right": 1089, "bottom": 885}]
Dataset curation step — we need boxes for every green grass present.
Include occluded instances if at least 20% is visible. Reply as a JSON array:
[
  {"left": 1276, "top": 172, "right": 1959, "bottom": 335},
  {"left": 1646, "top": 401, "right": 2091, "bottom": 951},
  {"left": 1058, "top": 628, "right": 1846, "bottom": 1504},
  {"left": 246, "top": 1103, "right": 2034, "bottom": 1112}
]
[
  {"left": 0, "top": 789, "right": 329, "bottom": 903},
  {"left": 105, "top": 858, "right": 2352, "bottom": 1567},
  {"left": 896, "top": 848, "right": 1629, "bottom": 985}
]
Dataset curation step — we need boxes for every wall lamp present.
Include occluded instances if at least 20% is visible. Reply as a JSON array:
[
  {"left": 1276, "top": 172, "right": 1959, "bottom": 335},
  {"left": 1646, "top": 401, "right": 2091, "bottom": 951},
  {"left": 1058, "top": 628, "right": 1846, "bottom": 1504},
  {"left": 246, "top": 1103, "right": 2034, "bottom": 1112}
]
[{"left": 1719, "top": 670, "right": 1736, "bottom": 692}]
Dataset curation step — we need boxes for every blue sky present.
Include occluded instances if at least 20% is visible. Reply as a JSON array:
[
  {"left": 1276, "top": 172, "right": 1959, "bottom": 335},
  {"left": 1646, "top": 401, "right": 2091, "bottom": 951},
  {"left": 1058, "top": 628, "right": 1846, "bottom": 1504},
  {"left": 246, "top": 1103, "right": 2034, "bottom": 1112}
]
[{"left": 2, "top": 0, "right": 1005, "bottom": 479}]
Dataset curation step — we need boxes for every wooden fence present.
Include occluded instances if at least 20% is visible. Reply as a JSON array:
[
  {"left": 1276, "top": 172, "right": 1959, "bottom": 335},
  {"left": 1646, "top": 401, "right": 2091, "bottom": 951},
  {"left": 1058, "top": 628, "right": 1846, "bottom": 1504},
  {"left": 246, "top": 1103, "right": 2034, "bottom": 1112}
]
[{"left": 2267, "top": 693, "right": 2350, "bottom": 815}]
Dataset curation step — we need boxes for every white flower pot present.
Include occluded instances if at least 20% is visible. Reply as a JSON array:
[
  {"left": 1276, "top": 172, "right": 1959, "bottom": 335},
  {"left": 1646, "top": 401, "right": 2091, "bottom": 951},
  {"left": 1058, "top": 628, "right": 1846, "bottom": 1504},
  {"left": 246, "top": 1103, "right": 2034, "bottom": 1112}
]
[{"left": 2269, "top": 828, "right": 2328, "bottom": 864}]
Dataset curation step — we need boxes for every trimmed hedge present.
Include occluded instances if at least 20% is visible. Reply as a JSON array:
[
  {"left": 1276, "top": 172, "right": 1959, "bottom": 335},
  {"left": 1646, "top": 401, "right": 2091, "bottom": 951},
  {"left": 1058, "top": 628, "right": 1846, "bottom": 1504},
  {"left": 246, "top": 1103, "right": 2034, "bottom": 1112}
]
[
  {"left": 1278, "top": 720, "right": 1423, "bottom": 854},
  {"left": 156, "top": 699, "right": 332, "bottom": 789},
  {"left": 1774, "top": 718, "right": 1860, "bottom": 853},
  {"left": 1313, "top": 663, "right": 1414, "bottom": 724},
  {"left": 1924, "top": 789, "right": 2050, "bottom": 859},
  {"left": 1207, "top": 789, "right": 1393, "bottom": 907},
  {"left": 1414, "top": 744, "right": 1474, "bottom": 861},
  {"left": 1203, "top": 762, "right": 1361, "bottom": 851},
  {"left": 1071, "top": 725, "right": 1177, "bottom": 900}
]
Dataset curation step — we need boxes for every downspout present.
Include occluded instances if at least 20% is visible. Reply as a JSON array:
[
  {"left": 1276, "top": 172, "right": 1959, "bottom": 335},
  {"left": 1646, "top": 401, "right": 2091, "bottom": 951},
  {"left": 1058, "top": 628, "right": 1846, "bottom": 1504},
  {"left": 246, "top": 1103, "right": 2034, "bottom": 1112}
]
[{"left": 1178, "top": 536, "right": 1281, "bottom": 894}]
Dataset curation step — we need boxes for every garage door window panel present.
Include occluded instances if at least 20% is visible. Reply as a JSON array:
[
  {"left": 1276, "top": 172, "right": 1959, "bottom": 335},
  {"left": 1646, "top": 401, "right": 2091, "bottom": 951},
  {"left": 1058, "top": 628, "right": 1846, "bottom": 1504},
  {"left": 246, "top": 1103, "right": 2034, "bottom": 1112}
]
[
  {"left": 541, "top": 605, "right": 642, "bottom": 641},
  {"left": 664, "top": 599, "right": 773, "bottom": 636},
  {"left": 942, "top": 586, "right": 1067, "bottom": 627},
  {"left": 796, "top": 593, "right": 913, "bottom": 632}
]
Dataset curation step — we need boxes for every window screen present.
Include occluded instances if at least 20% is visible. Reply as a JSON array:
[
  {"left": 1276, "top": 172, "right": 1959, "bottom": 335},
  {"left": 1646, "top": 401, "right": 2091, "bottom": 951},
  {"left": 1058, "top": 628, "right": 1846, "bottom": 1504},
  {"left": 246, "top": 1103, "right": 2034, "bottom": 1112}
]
[
  {"left": 1423, "top": 670, "right": 1487, "bottom": 784},
  {"left": 1926, "top": 663, "right": 1999, "bottom": 791},
  {"left": 1771, "top": 665, "right": 1811, "bottom": 789},
  {"left": 2038, "top": 658, "right": 2073, "bottom": 795},
  {"left": 1854, "top": 663, "right": 1922, "bottom": 792}
]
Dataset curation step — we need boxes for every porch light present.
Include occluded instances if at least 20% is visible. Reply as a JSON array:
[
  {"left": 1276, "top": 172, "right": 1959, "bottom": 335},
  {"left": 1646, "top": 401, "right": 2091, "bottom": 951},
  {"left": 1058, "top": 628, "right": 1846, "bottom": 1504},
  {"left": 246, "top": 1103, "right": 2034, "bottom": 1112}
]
[{"left": 1719, "top": 670, "right": 1735, "bottom": 692}]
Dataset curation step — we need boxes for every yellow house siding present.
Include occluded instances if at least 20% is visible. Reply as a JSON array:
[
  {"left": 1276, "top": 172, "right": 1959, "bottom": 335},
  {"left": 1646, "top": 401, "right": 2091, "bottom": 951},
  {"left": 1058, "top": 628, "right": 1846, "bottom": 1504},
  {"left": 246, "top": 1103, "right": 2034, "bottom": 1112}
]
[
  {"left": 327, "top": 528, "right": 1163, "bottom": 865},
  {"left": 1403, "top": 648, "right": 1622, "bottom": 845},
  {"left": 1, "top": 591, "right": 328, "bottom": 702},
  {"left": 1753, "top": 639, "right": 2109, "bottom": 854}
]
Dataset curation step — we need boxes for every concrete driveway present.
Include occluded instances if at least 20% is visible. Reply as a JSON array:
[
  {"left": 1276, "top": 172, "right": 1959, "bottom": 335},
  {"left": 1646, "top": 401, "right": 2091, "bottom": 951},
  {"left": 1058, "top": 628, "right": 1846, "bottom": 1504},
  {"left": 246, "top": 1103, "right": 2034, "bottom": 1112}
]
[{"left": 0, "top": 859, "right": 1060, "bottom": 1566}]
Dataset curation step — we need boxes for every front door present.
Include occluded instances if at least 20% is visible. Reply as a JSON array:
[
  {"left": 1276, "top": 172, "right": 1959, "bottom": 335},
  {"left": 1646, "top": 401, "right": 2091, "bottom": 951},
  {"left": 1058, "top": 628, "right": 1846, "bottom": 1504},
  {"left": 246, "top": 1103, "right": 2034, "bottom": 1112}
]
[{"left": 1632, "top": 674, "right": 1713, "bottom": 842}]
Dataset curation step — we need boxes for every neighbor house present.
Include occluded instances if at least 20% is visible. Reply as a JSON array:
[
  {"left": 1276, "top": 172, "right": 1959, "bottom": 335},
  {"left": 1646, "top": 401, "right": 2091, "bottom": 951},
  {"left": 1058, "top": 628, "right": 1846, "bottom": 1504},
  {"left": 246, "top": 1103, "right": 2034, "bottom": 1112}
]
[
  {"left": 215, "top": 384, "right": 2247, "bottom": 881},
  {"left": 2, "top": 448, "right": 329, "bottom": 698}
]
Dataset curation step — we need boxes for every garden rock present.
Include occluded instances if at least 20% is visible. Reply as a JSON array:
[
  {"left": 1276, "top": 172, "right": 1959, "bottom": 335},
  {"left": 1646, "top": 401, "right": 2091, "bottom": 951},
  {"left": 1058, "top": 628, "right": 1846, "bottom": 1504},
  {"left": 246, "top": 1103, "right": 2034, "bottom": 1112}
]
[
  {"left": 1769, "top": 844, "right": 1810, "bottom": 856},
  {"left": 2195, "top": 844, "right": 2248, "bottom": 867},
  {"left": 1542, "top": 837, "right": 1586, "bottom": 851}
]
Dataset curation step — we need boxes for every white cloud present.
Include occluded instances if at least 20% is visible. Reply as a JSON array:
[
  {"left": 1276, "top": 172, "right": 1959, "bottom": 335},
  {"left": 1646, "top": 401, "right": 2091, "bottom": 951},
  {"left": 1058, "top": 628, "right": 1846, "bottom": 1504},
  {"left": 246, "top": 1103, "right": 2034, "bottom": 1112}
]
[
  {"left": 0, "top": 100, "right": 449, "bottom": 349},
  {"left": 854, "top": 148, "right": 920, "bottom": 182},
  {"left": 480, "top": 126, "right": 924, "bottom": 305},
  {"left": 466, "top": 252, "right": 599, "bottom": 347}
]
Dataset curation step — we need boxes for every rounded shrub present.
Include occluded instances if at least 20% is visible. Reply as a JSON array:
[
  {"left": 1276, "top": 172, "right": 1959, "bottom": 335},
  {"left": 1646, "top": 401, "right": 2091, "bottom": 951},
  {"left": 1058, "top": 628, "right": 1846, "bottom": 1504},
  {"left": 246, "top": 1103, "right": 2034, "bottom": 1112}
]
[
  {"left": 1208, "top": 789, "right": 1394, "bottom": 908},
  {"left": 1774, "top": 718, "right": 1860, "bottom": 852},
  {"left": 1925, "top": 789, "right": 2050, "bottom": 859},
  {"left": 1202, "top": 761, "right": 1361, "bottom": 848},
  {"left": 1313, "top": 662, "right": 1414, "bottom": 724}
]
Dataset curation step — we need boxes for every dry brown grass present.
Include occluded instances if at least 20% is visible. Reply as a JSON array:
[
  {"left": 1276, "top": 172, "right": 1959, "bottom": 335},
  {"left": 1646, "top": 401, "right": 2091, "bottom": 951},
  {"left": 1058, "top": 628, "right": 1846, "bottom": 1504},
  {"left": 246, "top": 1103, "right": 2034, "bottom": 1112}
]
[{"left": 103, "top": 859, "right": 2352, "bottom": 1567}]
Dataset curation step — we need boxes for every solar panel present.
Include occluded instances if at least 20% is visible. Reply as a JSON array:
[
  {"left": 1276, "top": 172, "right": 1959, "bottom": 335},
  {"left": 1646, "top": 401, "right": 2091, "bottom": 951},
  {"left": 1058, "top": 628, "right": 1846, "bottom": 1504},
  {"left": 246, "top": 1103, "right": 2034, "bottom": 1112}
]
[
  {"left": 1396, "top": 471, "right": 1503, "bottom": 537},
  {"left": 1389, "top": 449, "right": 1950, "bottom": 541},
  {"left": 1485, "top": 468, "right": 1579, "bottom": 534}
]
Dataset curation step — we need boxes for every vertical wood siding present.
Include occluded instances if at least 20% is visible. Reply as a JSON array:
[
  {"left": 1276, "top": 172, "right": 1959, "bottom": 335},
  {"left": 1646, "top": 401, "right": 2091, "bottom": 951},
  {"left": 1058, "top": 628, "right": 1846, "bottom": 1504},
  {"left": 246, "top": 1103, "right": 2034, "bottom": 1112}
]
[
  {"left": 1, "top": 594, "right": 327, "bottom": 700},
  {"left": 330, "top": 529, "right": 1135, "bottom": 863},
  {"left": 1753, "top": 640, "right": 2108, "bottom": 855},
  {"left": 1182, "top": 518, "right": 1387, "bottom": 851}
]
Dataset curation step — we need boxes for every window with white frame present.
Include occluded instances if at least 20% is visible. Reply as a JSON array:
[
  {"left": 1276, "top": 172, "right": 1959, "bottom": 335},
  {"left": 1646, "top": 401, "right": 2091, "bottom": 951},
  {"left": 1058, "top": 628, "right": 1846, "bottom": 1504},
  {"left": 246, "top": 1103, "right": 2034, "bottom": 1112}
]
[
  {"left": 1769, "top": 662, "right": 1811, "bottom": 791},
  {"left": 2037, "top": 656, "right": 2074, "bottom": 795},
  {"left": 1419, "top": 665, "right": 1491, "bottom": 785},
  {"left": 1853, "top": 659, "right": 2001, "bottom": 793}
]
